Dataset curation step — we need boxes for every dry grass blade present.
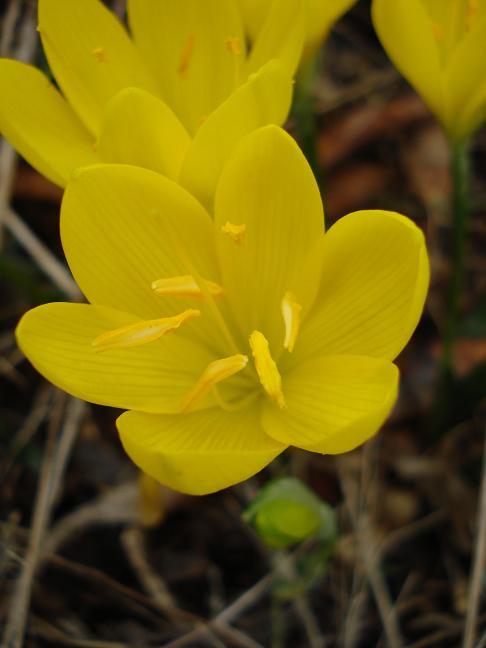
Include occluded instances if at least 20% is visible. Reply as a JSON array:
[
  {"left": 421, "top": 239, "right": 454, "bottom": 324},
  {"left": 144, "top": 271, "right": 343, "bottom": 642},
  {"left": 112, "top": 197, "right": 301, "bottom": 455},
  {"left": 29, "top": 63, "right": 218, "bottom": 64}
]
[
  {"left": 462, "top": 425, "right": 486, "bottom": 648},
  {"left": 0, "top": 2, "right": 36, "bottom": 247},
  {"left": 3, "top": 208, "right": 82, "bottom": 300},
  {"left": 337, "top": 455, "right": 404, "bottom": 648},
  {"left": 2, "top": 393, "right": 85, "bottom": 648}
]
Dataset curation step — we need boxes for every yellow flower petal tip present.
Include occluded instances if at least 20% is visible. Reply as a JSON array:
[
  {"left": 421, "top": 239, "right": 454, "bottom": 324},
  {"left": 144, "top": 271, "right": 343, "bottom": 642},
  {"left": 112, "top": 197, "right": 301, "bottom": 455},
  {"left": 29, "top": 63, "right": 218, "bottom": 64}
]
[
  {"left": 151, "top": 275, "right": 225, "bottom": 300},
  {"left": 249, "top": 330, "right": 285, "bottom": 409},
  {"left": 221, "top": 221, "right": 246, "bottom": 245},
  {"left": 281, "top": 291, "right": 302, "bottom": 353},
  {"left": 180, "top": 354, "right": 249, "bottom": 413},
  {"left": 92, "top": 309, "right": 200, "bottom": 352}
]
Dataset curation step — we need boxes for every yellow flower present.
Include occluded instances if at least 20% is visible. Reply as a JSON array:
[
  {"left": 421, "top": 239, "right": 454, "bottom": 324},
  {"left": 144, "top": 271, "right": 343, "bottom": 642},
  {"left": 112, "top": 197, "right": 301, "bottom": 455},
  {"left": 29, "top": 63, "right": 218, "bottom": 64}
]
[
  {"left": 373, "top": 0, "right": 486, "bottom": 141},
  {"left": 0, "top": 0, "right": 304, "bottom": 207},
  {"left": 16, "top": 126, "right": 429, "bottom": 495},
  {"left": 237, "top": 0, "right": 357, "bottom": 69}
]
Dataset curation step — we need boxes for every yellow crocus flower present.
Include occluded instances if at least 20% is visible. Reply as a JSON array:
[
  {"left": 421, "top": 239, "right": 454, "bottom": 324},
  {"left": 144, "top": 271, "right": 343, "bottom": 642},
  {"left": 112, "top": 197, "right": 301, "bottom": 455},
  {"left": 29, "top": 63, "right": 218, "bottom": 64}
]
[
  {"left": 237, "top": 0, "right": 358, "bottom": 69},
  {"left": 373, "top": 0, "right": 486, "bottom": 141},
  {"left": 0, "top": 0, "right": 304, "bottom": 207},
  {"left": 16, "top": 126, "right": 429, "bottom": 495}
]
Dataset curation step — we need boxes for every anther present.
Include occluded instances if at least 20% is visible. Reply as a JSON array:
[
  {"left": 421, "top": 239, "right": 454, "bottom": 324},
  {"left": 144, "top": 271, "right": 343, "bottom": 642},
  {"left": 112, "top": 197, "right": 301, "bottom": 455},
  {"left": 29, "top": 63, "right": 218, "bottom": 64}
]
[
  {"left": 151, "top": 275, "right": 225, "bottom": 300},
  {"left": 249, "top": 331, "right": 285, "bottom": 409},
  {"left": 92, "top": 47, "right": 108, "bottom": 62},
  {"left": 281, "top": 291, "right": 302, "bottom": 353},
  {"left": 466, "top": 0, "right": 479, "bottom": 30},
  {"left": 226, "top": 36, "right": 242, "bottom": 56},
  {"left": 92, "top": 310, "right": 200, "bottom": 352},
  {"left": 221, "top": 222, "right": 246, "bottom": 245},
  {"left": 178, "top": 34, "right": 196, "bottom": 76},
  {"left": 431, "top": 22, "right": 443, "bottom": 42},
  {"left": 180, "top": 354, "right": 248, "bottom": 412}
]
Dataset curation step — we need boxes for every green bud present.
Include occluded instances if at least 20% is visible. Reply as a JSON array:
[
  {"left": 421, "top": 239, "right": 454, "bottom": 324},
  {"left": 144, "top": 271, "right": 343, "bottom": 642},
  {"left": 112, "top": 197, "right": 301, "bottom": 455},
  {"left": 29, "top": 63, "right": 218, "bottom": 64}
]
[{"left": 244, "top": 477, "right": 336, "bottom": 549}]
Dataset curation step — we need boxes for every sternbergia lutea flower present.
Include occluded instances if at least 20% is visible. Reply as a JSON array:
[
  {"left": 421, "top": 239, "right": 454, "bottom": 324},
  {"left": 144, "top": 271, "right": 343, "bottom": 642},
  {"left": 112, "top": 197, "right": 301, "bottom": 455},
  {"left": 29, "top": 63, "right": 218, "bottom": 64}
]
[{"left": 16, "top": 126, "right": 429, "bottom": 495}]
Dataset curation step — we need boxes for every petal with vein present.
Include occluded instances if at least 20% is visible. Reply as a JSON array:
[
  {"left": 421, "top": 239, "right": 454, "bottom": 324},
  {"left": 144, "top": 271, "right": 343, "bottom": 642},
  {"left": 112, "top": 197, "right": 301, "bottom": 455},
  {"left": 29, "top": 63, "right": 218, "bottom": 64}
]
[
  {"left": 245, "top": 0, "right": 305, "bottom": 77},
  {"left": 118, "top": 404, "right": 285, "bottom": 495},
  {"left": 0, "top": 59, "right": 97, "bottom": 187},
  {"left": 262, "top": 355, "right": 398, "bottom": 453},
  {"left": 179, "top": 60, "right": 293, "bottom": 210},
  {"left": 296, "top": 210, "right": 429, "bottom": 363},
  {"left": 60, "top": 164, "right": 223, "bottom": 350},
  {"left": 16, "top": 303, "right": 213, "bottom": 414},
  {"left": 38, "top": 0, "right": 158, "bottom": 134},
  {"left": 99, "top": 87, "right": 190, "bottom": 179},
  {"left": 372, "top": 0, "right": 444, "bottom": 125},
  {"left": 214, "top": 126, "right": 323, "bottom": 350},
  {"left": 128, "top": 0, "right": 245, "bottom": 134},
  {"left": 445, "top": 14, "right": 486, "bottom": 139}
]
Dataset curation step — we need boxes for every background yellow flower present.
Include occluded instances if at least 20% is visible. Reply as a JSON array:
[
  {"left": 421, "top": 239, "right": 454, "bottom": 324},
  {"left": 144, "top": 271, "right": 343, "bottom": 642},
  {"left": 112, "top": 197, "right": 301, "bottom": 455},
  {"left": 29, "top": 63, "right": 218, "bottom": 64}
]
[
  {"left": 0, "top": 0, "right": 304, "bottom": 207},
  {"left": 373, "top": 0, "right": 486, "bottom": 141}
]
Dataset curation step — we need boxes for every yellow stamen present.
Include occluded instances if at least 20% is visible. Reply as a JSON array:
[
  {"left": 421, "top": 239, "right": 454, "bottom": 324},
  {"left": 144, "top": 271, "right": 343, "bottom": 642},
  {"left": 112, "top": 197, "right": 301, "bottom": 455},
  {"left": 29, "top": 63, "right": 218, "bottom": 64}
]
[
  {"left": 152, "top": 275, "right": 225, "bottom": 300},
  {"left": 178, "top": 34, "right": 196, "bottom": 76},
  {"left": 180, "top": 354, "right": 248, "bottom": 412},
  {"left": 92, "top": 310, "right": 200, "bottom": 352},
  {"left": 221, "top": 222, "right": 246, "bottom": 245},
  {"left": 92, "top": 47, "right": 108, "bottom": 62},
  {"left": 466, "top": 0, "right": 479, "bottom": 30},
  {"left": 431, "top": 22, "right": 443, "bottom": 42},
  {"left": 249, "top": 331, "right": 285, "bottom": 409},
  {"left": 226, "top": 36, "right": 242, "bottom": 56},
  {"left": 281, "top": 291, "right": 302, "bottom": 353}
]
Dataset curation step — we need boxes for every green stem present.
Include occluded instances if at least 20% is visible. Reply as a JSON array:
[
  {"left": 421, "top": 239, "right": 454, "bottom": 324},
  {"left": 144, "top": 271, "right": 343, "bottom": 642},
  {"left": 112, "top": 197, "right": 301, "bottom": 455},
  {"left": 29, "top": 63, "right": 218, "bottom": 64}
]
[
  {"left": 292, "top": 58, "right": 320, "bottom": 182},
  {"left": 442, "top": 139, "right": 471, "bottom": 371},
  {"left": 428, "top": 140, "right": 471, "bottom": 436}
]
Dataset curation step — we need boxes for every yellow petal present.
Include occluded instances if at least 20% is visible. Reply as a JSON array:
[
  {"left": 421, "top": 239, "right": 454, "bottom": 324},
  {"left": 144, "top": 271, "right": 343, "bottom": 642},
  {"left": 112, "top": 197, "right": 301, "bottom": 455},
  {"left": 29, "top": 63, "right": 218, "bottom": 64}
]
[
  {"left": 127, "top": 0, "right": 245, "bottom": 134},
  {"left": 16, "top": 303, "right": 213, "bottom": 413},
  {"left": 60, "top": 164, "right": 222, "bottom": 350},
  {"left": 214, "top": 125, "right": 323, "bottom": 350},
  {"left": 118, "top": 404, "right": 285, "bottom": 495},
  {"left": 372, "top": 0, "right": 445, "bottom": 125},
  {"left": 245, "top": 0, "right": 305, "bottom": 77},
  {"left": 296, "top": 210, "right": 429, "bottom": 363},
  {"left": 98, "top": 88, "right": 190, "bottom": 179},
  {"left": 445, "top": 14, "right": 486, "bottom": 139},
  {"left": 179, "top": 60, "right": 293, "bottom": 210},
  {"left": 38, "top": 0, "right": 158, "bottom": 134},
  {"left": 262, "top": 355, "right": 398, "bottom": 453},
  {"left": 0, "top": 59, "right": 97, "bottom": 186}
]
